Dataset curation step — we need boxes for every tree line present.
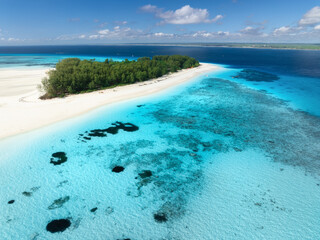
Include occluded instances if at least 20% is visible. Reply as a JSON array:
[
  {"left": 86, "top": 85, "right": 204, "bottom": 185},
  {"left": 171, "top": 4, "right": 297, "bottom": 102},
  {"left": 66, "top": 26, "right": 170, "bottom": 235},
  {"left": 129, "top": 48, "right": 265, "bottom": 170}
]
[{"left": 40, "top": 55, "right": 199, "bottom": 98}]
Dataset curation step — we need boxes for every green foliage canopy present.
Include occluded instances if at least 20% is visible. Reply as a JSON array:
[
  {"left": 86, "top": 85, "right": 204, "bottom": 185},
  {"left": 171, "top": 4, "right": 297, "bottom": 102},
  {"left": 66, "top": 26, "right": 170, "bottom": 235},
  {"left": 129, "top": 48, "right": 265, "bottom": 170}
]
[{"left": 40, "top": 55, "right": 199, "bottom": 98}]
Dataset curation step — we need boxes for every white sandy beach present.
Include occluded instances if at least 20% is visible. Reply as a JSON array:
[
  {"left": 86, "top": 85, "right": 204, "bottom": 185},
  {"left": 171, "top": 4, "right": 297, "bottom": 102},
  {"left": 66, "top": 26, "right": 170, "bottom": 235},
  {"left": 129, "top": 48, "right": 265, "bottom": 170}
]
[{"left": 0, "top": 63, "right": 220, "bottom": 140}]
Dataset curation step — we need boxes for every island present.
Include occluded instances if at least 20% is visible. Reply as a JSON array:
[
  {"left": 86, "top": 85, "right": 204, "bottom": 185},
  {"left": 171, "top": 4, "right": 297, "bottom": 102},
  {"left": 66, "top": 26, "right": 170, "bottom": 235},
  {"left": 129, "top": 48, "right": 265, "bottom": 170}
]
[
  {"left": 0, "top": 57, "right": 219, "bottom": 140},
  {"left": 40, "top": 55, "right": 199, "bottom": 98}
]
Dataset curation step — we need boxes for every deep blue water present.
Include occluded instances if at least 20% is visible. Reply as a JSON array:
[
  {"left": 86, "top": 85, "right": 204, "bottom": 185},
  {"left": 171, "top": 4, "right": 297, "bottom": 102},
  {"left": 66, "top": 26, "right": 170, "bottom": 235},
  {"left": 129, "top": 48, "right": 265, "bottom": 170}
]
[
  {"left": 1, "top": 45, "right": 320, "bottom": 78},
  {"left": 0, "top": 46, "right": 320, "bottom": 239}
]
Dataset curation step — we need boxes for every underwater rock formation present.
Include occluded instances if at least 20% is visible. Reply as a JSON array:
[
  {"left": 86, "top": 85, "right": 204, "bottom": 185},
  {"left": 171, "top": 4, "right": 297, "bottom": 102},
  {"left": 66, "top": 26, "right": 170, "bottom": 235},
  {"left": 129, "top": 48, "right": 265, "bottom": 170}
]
[
  {"left": 138, "top": 170, "right": 152, "bottom": 178},
  {"left": 48, "top": 196, "right": 70, "bottom": 210},
  {"left": 233, "top": 69, "right": 279, "bottom": 82},
  {"left": 154, "top": 212, "right": 168, "bottom": 223},
  {"left": 112, "top": 166, "right": 125, "bottom": 173},
  {"left": 22, "top": 191, "right": 32, "bottom": 197},
  {"left": 46, "top": 219, "right": 71, "bottom": 233},
  {"left": 80, "top": 121, "right": 139, "bottom": 140},
  {"left": 50, "top": 152, "right": 67, "bottom": 166},
  {"left": 90, "top": 207, "right": 98, "bottom": 213}
]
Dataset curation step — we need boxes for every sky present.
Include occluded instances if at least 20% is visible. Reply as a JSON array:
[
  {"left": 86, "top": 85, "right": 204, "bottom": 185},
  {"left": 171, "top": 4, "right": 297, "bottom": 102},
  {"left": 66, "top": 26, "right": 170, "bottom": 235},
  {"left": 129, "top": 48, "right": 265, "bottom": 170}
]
[{"left": 0, "top": 0, "right": 320, "bottom": 45}]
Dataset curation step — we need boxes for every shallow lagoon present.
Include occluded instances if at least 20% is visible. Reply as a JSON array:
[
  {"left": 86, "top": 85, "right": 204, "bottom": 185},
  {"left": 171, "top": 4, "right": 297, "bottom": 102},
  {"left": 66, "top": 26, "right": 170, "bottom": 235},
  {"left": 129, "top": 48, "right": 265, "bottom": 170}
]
[{"left": 1, "top": 66, "right": 320, "bottom": 239}]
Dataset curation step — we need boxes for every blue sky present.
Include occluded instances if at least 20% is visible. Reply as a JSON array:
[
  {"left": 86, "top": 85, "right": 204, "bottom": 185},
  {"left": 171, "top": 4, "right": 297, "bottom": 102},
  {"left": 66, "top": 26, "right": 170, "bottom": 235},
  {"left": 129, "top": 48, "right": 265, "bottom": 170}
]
[{"left": 0, "top": 0, "right": 320, "bottom": 45}]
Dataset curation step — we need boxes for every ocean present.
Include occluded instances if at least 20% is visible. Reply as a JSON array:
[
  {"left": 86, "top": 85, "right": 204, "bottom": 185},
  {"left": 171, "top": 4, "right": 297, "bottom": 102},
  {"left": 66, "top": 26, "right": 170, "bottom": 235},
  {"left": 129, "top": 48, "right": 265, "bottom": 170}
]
[{"left": 0, "top": 46, "right": 319, "bottom": 239}]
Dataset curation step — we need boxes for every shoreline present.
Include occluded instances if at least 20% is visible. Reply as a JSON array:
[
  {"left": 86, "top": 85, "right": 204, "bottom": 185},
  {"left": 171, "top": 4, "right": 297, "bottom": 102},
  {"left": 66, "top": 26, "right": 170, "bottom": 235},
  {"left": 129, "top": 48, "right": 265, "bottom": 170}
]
[
  {"left": 0, "top": 63, "right": 221, "bottom": 140},
  {"left": 100, "top": 43, "right": 320, "bottom": 51}
]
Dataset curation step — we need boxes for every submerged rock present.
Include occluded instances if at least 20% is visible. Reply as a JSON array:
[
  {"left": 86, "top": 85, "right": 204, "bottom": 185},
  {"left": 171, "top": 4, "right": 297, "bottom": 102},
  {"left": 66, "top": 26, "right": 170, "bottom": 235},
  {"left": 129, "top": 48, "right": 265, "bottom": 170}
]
[
  {"left": 81, "top": 121, "right": 139, "bottom": 140},
  {"left": 90, "top": 207, "right": 98, "bottom": 213},
  {"left": 46, "top": 219, "right": 71, "bottom": 233},
  {"left": 48, "top": 196, "right": 70, "bottom": 210},
  {"left": 50, "top": 152, "right": 68, "bottom": 166},
  {"left": 154, "top": 212, "right": 168, "bottom": 223},
  {"left": 233, "top": 69, "right": 279, "bottom": 82},
  {"left": 22, "top": 187, "right": 40, "bottom": 197},
  {"left": 89, "top": 132, "right": 106, "bottom": 137},
  {"left": 22, "top": 191, "right": 32, "bottom": 197},
  {"left": 138, "top": 170, "right": 152, "bottom": 178},
  {"left": 112, "top": 166, "right": 125, "bottom": 173}
]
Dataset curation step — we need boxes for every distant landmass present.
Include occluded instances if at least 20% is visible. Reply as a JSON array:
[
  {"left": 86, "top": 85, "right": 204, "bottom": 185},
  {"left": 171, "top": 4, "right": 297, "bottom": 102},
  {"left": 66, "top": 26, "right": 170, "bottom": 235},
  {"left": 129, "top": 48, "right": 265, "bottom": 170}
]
[{"left": 109, "top": 43, "right": 320, "bottom": 50}]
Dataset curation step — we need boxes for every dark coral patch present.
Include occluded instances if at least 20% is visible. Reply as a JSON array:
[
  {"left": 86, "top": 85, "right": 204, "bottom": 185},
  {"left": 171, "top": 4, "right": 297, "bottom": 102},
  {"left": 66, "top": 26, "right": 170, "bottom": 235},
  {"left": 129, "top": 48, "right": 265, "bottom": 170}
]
[
  {"left": 90, "top": 207, "right": 98, "bottom": 212},
  {"left": 46, "top": 219, "right": 71, "bottom": 233},
  {"left": 8, "top": 200, "right": 15, "bottom": 204},
  {"left": 154, "top": 212, "right": 168, "bottom": 223},
  {"left": 22, "top": 191, "right": 32, "bottom": 197},
  {"left": 48, "top": 196, "right": 70, "bottom": 210},
  {"left": 138, "top": 170, "right": 152, "bottom": 179},
  {"left": 233, "top": 69, "right": 279, "bottom": 82},
  {"left": 82, "top": 121, "right": 139, "bottom": 140},
  {"left": 89, "top": 132, "right": 106, "bottom": 137},
  {"left": 112, "top": 166, "right": 125, "bottom": 173},
  {"left": 50, "top": 152, "right": 67, "bottom": 166}
]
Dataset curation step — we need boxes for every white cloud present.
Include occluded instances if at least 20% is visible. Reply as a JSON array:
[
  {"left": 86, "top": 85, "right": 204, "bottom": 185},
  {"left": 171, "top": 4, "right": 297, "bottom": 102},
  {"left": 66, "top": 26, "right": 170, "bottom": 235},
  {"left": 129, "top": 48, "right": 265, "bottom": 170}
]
[
  {"left": 8, "top": 37, "right": 19, "bottom": 41},
  {"left": 154, "top": 32, "right": 174, "bottom": 37},
  {"left": 273, "top": 26, "right": 292, "bottom": 35},
  {"left": 217, "top": 31, "right": 230, "bottom": 36},
  {"left": 0, "top": 37, "right": 5, "bottom": 41},
  {"left": 315, "top": 24, "right": 320, "bottom": 30},
  {"left": 89, "top": 35, "right": 99, "bottom": 39},
  {"left": 98, "top": 29, "right": 110, "bottom": 35},
  {"left": 55, "top": 34, "right": 89, "bottom": 41},
  {"left": 299, "top": 6, "right": 320, "bottom": 26},
  {"left": 241, "top": 26, "right": 253, "bottom": 32},
  {"left": 191, "top": 30, "right": 230, "bottom": 38},
  {"left": 141, "top": 5, "right": 223, "bottom": 24},
  {"left": 87, "top": 26, "right": 145, "bottom": 40},
  {"left": 240, "top": 26, "right": 265, "bottom": 35},
  {"left": 193, "top": 31, "right": 213, "bottom": 37},
  {"left": 140, "top": 4, "right": 158, "bottom": 13}
]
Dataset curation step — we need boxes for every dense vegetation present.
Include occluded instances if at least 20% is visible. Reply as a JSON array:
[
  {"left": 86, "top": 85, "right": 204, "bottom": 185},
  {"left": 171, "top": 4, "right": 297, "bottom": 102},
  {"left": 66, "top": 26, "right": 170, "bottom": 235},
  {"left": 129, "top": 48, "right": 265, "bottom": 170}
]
[{"left": 40, "top": 55, "right": 199, "bottom": 98}]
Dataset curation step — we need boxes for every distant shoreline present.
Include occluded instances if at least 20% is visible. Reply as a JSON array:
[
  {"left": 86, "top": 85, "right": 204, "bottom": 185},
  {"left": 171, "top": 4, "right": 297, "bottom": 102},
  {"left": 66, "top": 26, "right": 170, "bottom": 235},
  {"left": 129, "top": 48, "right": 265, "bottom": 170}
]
[
  {"left": 1, "top": 44, "right": 320, "bottom": 51},
  {"left": 0, "top": 63, "right": 221, "bottom": 140},
  {"left": 100, "top": 43, "right": 320, "bottom": 51}
]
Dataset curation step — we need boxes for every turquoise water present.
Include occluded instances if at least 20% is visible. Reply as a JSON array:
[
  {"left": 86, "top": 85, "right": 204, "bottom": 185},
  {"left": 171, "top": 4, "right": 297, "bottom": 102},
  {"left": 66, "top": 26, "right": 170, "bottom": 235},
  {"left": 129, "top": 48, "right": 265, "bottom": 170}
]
[
  {"left": 1, "top": 65, "right": 320, "bottom": 239},
  {"left": 0, "top": 54, "right": 135, "bottom": 69},
  {"left": 214, "top": 67, "right": 320, "bottom": 117}
]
